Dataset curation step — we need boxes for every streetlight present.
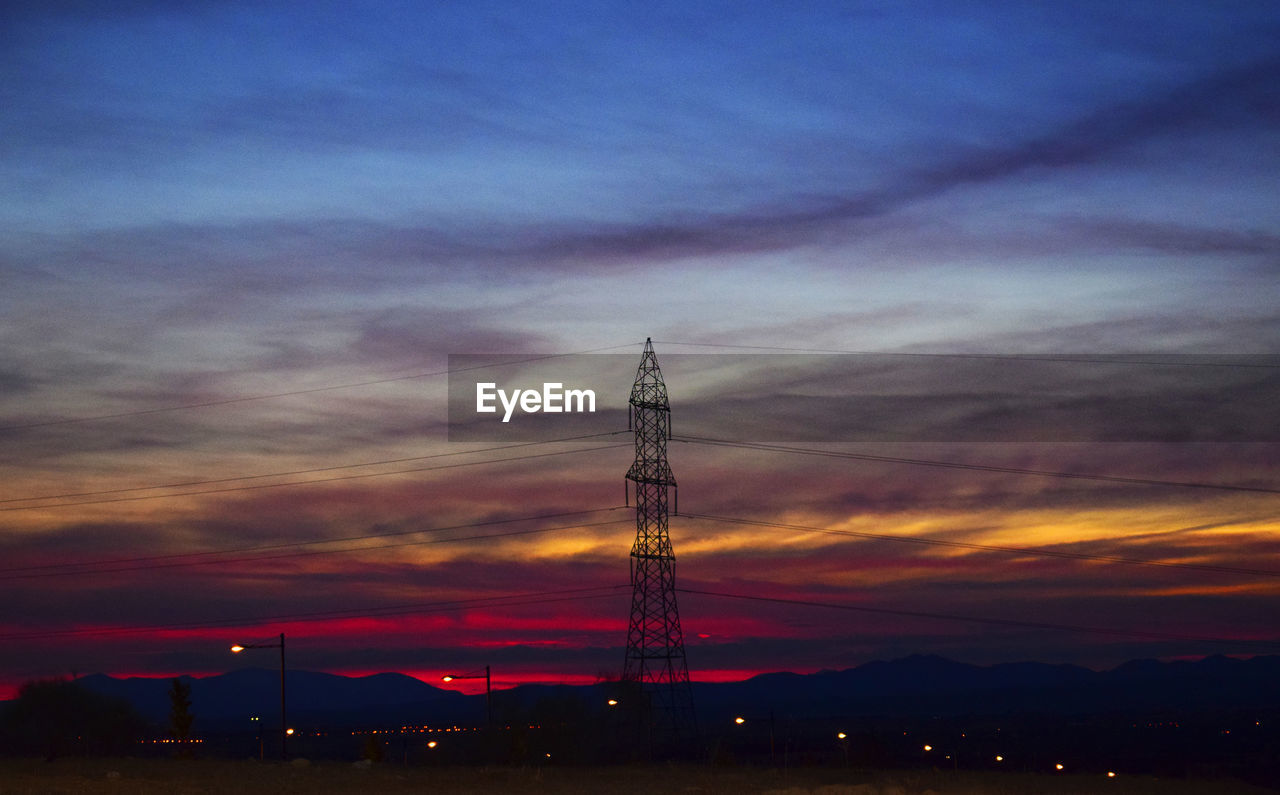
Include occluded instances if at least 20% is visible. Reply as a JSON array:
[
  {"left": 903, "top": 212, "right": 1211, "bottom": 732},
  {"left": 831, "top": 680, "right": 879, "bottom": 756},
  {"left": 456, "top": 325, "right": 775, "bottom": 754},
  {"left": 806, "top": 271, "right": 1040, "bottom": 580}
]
[
  {"left": 441, "top": 665, "right": 491, "bottom": 730},
  {"left": 231, "top": 633, "right": 287, "bottom": 760},
  {"left": 732, "top": 712, "right": 777, "bottom": 765}
]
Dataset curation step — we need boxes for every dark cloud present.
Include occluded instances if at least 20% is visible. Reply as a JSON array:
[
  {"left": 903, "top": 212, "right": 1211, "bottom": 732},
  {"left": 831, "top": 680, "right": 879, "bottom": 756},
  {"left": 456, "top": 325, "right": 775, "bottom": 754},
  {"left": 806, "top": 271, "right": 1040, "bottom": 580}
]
[
  {"left": 1059, "top": 216, "right": 1280, "bottom": 258},
  {"left": 447, "top": 352, "right": 1280, "bottom": 443},
  {"left": 349, "top": 308, "right": 551, "bottom": 369},
  {"left": 913, "top": 54, "right": 1278, "bottom": 178},
  {"left": 943, "top": 311, "right": 1280, "bottom": 354},
  {"left": 0, "top": 368, "right": 37, "bottom": 396},
  {"left": 676, "top": 439, "right": 1280, "bottom": 521},
  {"left": 8, "top": 54, "right": 1278, "bottom": 288},
  {"left": 471, "top": 54, "right": 1280, "bottom": 268}
]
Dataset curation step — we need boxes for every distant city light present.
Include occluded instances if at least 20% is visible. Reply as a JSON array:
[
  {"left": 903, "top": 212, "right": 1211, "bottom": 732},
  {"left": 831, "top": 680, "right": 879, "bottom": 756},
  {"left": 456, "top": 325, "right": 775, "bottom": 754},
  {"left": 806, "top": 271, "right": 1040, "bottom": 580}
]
[
  {"left": 607, "top": 699, "right": 618, "bottom": 706},
  {"left": 1055, "top": 763, "right": 1065, "bottom": 771},
  {"left": 995, "top": 755, "right": 1003, "bottom": 762},
  {"left": 230, "top": 645, "right": 245, "bottom": 653},
  {"left": 923, "top": 744, "right": 932, "bottom": 752},
  {"left": 734, "top": 716, "right": 746, "bottom": 724},
  {"left": 837, "top": 732, "right": 847, "bottom": 740},
  {"left": 1107, "top": 771, "right": 1117, "bottom": 778},
  {"left": 286, "top": 728, "right": 294, "bottom": 736}
]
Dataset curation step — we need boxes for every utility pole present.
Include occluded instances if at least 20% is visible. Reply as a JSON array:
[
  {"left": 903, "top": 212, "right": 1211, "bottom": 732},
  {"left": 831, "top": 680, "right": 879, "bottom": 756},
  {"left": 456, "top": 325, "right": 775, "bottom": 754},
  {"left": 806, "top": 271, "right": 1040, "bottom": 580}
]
[{"left": 622, "top": 338, "right": 696, "bottom": 750}]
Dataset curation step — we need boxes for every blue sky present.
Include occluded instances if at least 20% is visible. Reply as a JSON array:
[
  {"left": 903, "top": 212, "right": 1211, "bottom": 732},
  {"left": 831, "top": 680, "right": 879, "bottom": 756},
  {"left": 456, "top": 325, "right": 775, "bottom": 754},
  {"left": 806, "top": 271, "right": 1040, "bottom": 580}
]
[{"left": 1, "top": 1, "right": 1278, "bottom": 693}]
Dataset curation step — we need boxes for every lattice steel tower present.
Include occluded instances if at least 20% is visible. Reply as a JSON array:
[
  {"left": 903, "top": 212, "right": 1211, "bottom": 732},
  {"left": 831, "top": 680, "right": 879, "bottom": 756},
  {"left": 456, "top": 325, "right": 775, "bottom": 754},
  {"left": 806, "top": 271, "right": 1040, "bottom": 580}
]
[{"left": 623, "top": 338, "right": 696, "bottom": 744}]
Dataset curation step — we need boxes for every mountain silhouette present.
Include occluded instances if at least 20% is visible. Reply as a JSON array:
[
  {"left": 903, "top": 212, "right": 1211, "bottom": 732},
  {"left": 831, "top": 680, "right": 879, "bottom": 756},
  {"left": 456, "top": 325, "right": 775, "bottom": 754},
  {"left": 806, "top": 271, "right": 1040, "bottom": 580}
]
[
  {"left": 74, "top": 668, "right": 467, "bottom": 728},
  {"left": 60, "top": 654, "right": 1280, "bottom": 729}
]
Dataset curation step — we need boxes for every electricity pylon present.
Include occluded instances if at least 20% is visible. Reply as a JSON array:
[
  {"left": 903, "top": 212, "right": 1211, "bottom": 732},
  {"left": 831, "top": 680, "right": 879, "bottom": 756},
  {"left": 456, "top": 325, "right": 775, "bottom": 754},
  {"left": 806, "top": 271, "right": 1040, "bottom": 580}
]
[{"left": 623, "top": 338, "right": 696, "bottom": 748}]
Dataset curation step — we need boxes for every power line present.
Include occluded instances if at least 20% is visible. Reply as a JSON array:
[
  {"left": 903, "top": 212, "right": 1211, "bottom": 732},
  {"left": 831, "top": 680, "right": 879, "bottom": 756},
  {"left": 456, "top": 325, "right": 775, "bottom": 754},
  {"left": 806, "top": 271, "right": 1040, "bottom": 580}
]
[
  {"left": 0, "top": 585, "right": 631, "bottom": 642},
  {"left": 652, "top": 340, "right": 1280, "bottom": 368},
  {"left": 674, "top": 436, "right": 1280, "bottom": 495},
  {"left": 0, "top": 431, "right": 628, "bottom": 506},
  {"left": 0, "top": 343, "right": 642, "bottom": 432},
  {"left": 0, "top": 508, "right": 628, "bottom": 578},
  {"left": 678, "top": 588, "right": 1279, "bottom": 650},
  {"left": 7, "top": 339, "right": 1268, "bottom": 434},
  {"left": 681, "top": 512, "right": 1280, "bottom": 579},
  {"left": 0, "top": 442, "right": 630, "bottom": 513}
]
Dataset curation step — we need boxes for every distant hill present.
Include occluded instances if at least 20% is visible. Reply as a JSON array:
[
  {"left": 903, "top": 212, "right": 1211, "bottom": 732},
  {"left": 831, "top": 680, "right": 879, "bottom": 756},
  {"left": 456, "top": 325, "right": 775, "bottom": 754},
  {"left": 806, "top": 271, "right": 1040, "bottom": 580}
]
[
  {"left": 694, "top": 653, "right": 1280, "bottom": 721},
  {"left": 56, "top": 654, "right": 1280, "bottom": 730},
  {"left": 74, "top": 668, "right": 468, "bottom": 728}
]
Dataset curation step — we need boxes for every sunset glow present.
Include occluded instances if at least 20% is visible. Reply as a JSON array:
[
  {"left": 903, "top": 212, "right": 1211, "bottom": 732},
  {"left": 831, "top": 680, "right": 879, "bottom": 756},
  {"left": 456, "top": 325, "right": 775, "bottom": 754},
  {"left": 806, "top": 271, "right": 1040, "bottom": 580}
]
[{"left": 2, "top": 2, "right": 1277, "bottom": 700}]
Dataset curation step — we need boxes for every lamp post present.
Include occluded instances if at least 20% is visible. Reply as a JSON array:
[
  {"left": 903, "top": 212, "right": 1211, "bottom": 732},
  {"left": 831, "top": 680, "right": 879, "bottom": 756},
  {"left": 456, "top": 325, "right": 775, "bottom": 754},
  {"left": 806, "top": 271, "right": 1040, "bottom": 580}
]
[
  {"left": 231, "top": 633, "right": 287, "bottom": 760},
  {"left": 733, "top": 711, "right": 777, "bottom": 765},
  {"left": 441, "top": 665, "right": 491, "bottom": 730}
]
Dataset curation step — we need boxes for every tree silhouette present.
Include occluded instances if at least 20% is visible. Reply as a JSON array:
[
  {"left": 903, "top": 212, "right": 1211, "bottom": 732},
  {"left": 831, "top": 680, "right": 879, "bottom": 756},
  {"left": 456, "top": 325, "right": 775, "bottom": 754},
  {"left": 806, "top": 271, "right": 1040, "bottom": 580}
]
[
  {"left": 168, "top": 677, "right": 194, "bottom": 756},
  {"left": 1, "top": 678, "right": 145, "bottom": 759}
]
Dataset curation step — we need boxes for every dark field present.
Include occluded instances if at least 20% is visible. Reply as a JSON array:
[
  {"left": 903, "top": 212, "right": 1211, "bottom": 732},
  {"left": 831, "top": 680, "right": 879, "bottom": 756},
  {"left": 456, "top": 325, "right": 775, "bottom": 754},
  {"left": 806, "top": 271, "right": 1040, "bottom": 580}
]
[{"left": 1, "top": 760, "right": 1274, "bottom": 795}]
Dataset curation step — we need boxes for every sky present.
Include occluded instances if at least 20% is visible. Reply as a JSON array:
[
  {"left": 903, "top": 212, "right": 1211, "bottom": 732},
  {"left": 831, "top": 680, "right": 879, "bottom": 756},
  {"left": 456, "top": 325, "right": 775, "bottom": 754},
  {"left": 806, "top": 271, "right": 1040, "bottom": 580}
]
[{"left": 2, "top": 1, "right": 1278, "bottom": 701}]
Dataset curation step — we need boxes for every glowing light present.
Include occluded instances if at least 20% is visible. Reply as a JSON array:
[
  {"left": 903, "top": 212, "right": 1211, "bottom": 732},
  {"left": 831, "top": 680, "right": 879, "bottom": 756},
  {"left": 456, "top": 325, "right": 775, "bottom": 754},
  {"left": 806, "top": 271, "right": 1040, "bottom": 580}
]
[
  {"left": 286, "top": 728, "right": 295, "bottom": 736},
  {"left": 1056, "top": 763, "right": 1064, "bottom": 771},
  {"left": 607, "top": 699, "right": 618, "bottom": 706},
  {"left": 734, "top": 716, "right": 746, "bottom": 724},
  {"left": 837, "top": 732, "right": 847, "bottom": 739},
  {"left": 230, "top": 645, "right": 245, "bottom": 653},
  {"left": 923, "top": 744, "right": 932, "bottom": 752},
  {"left": 1107, "top": 771, "right": 1116, "bottom": 778},
  {"left": 427, "top": 741, "right": 438, "bottom": 749},
  {"left": 441, "top": 675, "right": 454, "bottom": 682},
  {"left": 995, "top": 755, "right": 1003, "bottom": 762}
]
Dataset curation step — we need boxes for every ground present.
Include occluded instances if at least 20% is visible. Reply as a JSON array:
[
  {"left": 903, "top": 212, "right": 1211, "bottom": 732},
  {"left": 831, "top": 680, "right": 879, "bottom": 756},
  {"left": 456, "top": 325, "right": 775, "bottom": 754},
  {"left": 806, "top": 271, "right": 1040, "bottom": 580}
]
[{"left": 0, "top": 760, "right": 1274, "bottom": 795}]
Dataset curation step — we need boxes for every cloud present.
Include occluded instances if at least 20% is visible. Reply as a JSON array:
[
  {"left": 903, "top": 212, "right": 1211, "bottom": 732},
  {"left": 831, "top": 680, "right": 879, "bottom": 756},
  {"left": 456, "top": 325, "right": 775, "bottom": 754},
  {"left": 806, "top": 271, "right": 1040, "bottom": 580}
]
[
  {"left": 3, "top": 5, "right": 1278, "bottom": 691},
  {"left": 483, "top": 54, "right": 1280, "bottom": 268},
  {"left": 1058, "top": 216, "right": 1280, "bottom": 258},
  {"left": 9, "top": 48, "right": 1278, "bottom": 285}
]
